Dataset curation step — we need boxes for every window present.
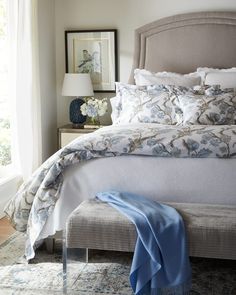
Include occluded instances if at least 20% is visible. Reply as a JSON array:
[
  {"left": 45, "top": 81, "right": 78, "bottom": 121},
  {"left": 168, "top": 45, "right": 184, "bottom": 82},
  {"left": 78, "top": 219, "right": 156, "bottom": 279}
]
[
  {"left": 0, "top": 0, "right": 42, "bottom": 184},
  {"left": 0, "top": 0, "right": 11, "bottom": 169}
]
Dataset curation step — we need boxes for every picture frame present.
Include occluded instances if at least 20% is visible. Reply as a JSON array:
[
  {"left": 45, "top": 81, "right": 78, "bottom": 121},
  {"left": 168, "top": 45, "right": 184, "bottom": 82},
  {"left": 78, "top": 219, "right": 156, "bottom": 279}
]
[{"left": 65, "top": 29, "right": 118, "bottom": 92}]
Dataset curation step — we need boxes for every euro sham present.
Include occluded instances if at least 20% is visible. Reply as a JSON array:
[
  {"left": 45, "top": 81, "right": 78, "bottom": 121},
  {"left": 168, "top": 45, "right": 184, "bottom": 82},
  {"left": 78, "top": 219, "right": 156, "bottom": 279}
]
[
  {"left": 114, "top": 83, "right": 186, "bottom": 125},
  {"left": 178, "top": 86, "right": 236, "bottom": 125},
  {"left": 197, "top": 67, "right": 236, "bottom": 88},
  {"left": 134, "top": 69, "right": 201, "bottom": 87}
]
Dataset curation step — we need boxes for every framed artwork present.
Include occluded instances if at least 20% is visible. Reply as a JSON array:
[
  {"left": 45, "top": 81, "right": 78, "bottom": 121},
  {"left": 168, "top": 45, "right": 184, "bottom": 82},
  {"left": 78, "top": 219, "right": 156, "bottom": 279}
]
[{"left": 65, "top": 29, "right": 118, "bottom": 92}]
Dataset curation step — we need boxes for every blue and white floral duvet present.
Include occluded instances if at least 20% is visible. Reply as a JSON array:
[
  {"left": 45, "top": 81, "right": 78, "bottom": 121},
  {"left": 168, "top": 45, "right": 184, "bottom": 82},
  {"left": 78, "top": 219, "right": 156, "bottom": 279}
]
[{"left": 4, "top": 123, "right": 236, "bottom": 259}]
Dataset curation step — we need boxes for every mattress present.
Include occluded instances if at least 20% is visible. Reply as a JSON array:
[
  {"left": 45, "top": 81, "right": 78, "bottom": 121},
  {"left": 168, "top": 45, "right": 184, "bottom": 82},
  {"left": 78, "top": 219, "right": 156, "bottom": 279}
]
[{"left": 40, "top": 155, "right": 236, "bottom": 239}]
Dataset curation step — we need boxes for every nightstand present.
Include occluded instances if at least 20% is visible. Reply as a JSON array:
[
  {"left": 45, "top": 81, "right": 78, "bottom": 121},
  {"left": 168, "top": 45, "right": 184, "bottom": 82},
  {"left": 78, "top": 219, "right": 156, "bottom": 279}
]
[{"left": 58, "top": 124, "right": 99, "bottom": 149}]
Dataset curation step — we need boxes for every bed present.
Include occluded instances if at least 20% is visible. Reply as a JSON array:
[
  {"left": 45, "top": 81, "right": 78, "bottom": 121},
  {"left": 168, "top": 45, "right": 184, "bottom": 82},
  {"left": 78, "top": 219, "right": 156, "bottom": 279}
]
[{"left": 4, "top": 11, "right": 236, "bottom": 260}]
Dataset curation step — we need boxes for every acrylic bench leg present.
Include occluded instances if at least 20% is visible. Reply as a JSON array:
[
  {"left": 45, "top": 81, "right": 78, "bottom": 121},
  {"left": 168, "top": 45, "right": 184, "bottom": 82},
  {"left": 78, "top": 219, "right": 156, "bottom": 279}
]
[
  {"left": 63, "top": 231, "right": 88, "bottom": 294},
  {"left": 63, "top": 235, "right": 68, "bottom": 295}
]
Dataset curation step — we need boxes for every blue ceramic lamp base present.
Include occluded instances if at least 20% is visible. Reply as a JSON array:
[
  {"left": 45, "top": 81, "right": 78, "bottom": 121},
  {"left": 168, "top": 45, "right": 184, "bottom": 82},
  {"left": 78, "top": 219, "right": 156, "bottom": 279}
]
[{"left": 69, "top": 97, "right": 87, "bottom": 128}]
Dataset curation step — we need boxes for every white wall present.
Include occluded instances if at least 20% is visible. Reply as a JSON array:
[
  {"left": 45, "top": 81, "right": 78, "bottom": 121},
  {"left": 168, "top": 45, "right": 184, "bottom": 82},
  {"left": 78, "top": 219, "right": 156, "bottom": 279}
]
[
  {"left": 38, "top": 0, "right": 57, "bottom": 159},
  {"left": 55, "top": 0, "right": 236, "bottom": 126}
]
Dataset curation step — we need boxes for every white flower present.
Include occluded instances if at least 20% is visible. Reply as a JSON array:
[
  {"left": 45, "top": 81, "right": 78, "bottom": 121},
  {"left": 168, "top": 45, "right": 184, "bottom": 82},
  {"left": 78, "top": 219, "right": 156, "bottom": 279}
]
[
  {"left": 80, "top": 97, "right": 108, "bottom": 118},
  {"left": 80, "top": 104, "right": 87, "bottom": 116}
]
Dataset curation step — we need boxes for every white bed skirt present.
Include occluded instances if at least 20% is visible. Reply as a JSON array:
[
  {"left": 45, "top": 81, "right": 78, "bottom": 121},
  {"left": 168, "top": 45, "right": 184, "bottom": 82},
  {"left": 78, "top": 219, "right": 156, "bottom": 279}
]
[{"left": 40, "top": 156, "right": 236, "bottom": 239}]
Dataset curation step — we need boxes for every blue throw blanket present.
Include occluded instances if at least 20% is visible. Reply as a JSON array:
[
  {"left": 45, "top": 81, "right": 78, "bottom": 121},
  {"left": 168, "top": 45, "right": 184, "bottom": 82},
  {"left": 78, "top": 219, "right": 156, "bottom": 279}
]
[{"left": 96, "top": 191, "right": 192, "bottom": 295}]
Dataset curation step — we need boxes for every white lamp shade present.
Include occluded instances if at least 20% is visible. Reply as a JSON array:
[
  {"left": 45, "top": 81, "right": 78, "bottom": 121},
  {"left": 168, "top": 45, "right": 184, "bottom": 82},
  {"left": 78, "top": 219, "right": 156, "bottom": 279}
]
[{"left": 62, "top": 73, "right": 94, "bottom": 97}]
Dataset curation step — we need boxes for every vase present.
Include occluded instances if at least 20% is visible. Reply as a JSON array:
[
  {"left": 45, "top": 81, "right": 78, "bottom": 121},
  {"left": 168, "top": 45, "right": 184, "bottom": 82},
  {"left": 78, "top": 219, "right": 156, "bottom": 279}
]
[{"left": 89, "top": 116, "right": 100, "bottom": 127}]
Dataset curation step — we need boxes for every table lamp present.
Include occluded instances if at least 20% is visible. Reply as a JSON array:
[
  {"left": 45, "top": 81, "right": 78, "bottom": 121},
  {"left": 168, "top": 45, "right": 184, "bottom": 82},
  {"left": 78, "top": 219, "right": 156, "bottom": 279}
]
[{"left": 62, "top": 73, "right": 94, "bottom": 128}]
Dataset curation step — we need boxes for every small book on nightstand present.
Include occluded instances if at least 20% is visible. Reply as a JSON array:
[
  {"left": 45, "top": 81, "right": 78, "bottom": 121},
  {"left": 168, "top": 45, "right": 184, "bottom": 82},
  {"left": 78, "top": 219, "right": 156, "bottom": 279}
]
[{"left": 83, "top": 124, "right": 104, "bottom": 129}]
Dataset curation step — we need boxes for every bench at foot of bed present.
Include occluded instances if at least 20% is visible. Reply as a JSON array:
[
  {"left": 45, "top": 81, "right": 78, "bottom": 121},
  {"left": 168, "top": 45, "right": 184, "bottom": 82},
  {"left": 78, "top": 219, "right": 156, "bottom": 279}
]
[{"left": 62, "top": 199, "right": 236, "bottom": 260}]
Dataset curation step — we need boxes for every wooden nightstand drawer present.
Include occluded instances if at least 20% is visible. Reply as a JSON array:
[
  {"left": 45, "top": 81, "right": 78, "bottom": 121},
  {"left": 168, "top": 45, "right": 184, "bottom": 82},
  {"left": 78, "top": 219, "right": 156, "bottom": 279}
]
[
  {"left": 58, "top": 124, "right": 101, "bottom": 149},
  {"left": 60, "top": 133, "right": 84, "bottom": 147}
]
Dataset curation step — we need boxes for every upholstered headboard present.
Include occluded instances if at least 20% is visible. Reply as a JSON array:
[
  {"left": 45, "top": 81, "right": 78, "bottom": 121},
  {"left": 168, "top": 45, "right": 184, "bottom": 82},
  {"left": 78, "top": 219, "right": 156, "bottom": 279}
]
[{"left": 129, "top": 11, "right": 236, "bottom": 83}]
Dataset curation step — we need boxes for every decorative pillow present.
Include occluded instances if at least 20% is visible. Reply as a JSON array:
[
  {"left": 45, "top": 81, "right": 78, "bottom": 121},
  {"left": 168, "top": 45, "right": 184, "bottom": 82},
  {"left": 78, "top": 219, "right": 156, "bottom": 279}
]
[
  {"left": 178, "top": 86, "right": 236, "bottom": 125},
  {"left": 113, "top": 83, "right": 187, "bottom": 125},
  {"left": 197, "top": 67, "right": 236, "bottom": 88},
  {"left": 134, "top": 69, "right": 201, "bottom": 87}
]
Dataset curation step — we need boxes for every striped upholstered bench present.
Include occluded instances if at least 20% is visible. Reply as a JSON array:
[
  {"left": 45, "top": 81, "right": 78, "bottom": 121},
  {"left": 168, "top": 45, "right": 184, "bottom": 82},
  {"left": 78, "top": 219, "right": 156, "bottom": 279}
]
[{"left": 64, "top": 198, "right": 236, "bottom": 260}]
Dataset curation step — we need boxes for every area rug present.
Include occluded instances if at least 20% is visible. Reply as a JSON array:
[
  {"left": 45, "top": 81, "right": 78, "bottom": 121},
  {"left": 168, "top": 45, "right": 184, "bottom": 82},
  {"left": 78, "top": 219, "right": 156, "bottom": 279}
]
[{"left": 0, "top": 233, "right": 236, "bottom": 295}]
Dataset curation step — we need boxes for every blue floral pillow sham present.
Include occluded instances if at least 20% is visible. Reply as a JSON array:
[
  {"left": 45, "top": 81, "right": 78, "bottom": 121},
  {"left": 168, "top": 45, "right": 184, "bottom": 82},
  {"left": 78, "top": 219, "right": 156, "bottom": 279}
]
[
  {"left": 113, "top": 83, "right": 187, "bottom": 125},
  {"left": 178, "top": 86, "right": 236, "bottom": 125}
]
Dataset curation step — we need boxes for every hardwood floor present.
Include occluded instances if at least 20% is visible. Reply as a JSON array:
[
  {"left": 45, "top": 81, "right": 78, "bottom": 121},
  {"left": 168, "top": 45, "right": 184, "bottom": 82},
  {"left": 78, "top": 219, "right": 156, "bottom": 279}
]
[{"left": 0, "top": 217, "right": 15, "bottom": 245}]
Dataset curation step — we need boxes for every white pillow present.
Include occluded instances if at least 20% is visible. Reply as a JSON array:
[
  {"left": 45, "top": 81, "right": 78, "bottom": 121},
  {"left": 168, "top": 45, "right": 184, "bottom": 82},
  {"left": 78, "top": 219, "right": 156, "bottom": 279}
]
[
  {"left": 197, "top": 67, "right": 236, "bottom": 88},
  {"left": 197, "top": 67, "right": 236, "bottom": 75},
  {"left": 114, "top": 82, "right": 186, "bottom": 125},
  {"left": 134, "top": 69, "right": 201, "bottom": 87}
]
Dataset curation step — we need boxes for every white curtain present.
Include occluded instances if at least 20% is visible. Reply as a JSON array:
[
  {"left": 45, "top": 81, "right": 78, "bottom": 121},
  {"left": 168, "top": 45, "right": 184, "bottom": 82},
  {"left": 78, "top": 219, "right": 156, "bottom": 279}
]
[{"left": 8, "top": 0, "right": 42, "bottom": 181}]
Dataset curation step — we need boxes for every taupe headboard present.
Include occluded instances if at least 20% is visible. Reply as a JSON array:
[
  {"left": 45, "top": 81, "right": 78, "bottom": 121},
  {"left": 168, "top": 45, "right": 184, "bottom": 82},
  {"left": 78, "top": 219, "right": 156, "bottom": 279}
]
[{"left": 129, "top": 11, "right": 236, "bottom": 83}]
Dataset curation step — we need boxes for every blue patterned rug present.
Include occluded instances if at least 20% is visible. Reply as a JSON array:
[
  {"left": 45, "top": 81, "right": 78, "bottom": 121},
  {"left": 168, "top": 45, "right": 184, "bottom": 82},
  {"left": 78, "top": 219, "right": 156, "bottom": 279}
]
[{"left": 0, "top": 233, "right": 235, "bottom": 294}]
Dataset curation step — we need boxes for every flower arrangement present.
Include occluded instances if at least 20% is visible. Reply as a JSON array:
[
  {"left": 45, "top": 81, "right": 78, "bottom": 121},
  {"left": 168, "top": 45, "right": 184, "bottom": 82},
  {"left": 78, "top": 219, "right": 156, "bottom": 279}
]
[{"left": 80, "top": 97, "right": 108, "bottom": 125}]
